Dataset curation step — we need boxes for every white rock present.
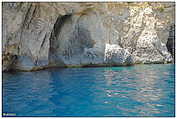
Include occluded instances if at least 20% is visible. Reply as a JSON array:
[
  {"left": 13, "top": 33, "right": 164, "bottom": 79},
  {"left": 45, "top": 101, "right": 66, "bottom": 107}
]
[{"left": 104, "top": 44, "right": 132, "bottom": 65}]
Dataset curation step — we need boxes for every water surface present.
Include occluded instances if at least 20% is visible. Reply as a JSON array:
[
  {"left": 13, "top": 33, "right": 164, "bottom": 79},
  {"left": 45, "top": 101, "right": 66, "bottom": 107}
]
[{"left": 3, "top": 64, "right": 175, "bottom": 117}]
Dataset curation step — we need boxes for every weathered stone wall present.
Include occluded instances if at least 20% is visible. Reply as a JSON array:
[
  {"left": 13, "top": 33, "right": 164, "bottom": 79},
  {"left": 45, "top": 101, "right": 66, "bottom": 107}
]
[{"left": 2, "top": 2, "right": 175, "bottom": 71}]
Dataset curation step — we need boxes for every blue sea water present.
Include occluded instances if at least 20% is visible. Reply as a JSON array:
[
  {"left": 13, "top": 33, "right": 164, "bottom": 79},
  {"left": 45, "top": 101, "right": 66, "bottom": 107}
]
[{"left": 3, "top": 64, "right": 175, "bottom": 117}]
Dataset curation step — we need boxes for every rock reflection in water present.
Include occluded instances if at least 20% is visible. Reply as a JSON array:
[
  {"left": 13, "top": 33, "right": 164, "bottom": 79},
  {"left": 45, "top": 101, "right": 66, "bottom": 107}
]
[
  {"left": 132, "top": 66, "right": 163, "bottom": 116},
  {"left": 103, "top": 65, "right": 174, "bottom": 116}
]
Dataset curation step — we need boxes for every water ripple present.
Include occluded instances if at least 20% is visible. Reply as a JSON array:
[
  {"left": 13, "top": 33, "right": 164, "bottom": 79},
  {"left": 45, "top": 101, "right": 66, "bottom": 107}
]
[{"left": 3, "top": 64, "right": 175, "bottom": 117}]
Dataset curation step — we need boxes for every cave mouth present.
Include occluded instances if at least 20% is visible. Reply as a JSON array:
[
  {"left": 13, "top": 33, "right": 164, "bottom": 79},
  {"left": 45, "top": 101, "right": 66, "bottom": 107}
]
[
  {"left": 53, "top": 14, "right": 72, "bottom": 39},
  {"left": 49, "top": 14, "right": 72, "bottom": 52},
  {"left": 48, "top": 14, "right": 72, "bottom": 64},
  {"left": 49, "top": 14, "right": 95, "bottom": 58},
  {"left": 166, "top": 24, "right": 175, "bottom": 62}
]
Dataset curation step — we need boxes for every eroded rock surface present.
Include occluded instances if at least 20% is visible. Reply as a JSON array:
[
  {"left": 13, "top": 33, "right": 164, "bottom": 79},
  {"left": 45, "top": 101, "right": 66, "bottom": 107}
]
[
  {"left": 131, "top": 7, "right": 172, "bottom": 63},
  {"left": 2, "top": 2, "right": 175, "bottom": 71},
  {"left": 104, "top": 44, "right": 132, "bottom": 65}
]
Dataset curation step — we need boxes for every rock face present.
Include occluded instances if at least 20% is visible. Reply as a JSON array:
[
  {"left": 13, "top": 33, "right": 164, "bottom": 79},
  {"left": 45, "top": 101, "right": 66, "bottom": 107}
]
[
  {"left": 131, "top": 7, "right": 173, "bottom": 64},
  {"left": 2, "top": 2, "right": 175, "bottom": 71}
]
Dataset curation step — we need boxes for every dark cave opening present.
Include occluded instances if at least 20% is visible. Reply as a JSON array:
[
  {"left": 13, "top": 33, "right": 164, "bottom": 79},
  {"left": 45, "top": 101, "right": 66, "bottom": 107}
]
[
  {"left": 53, "top": 14, "right": 72, "bottom": 39},
  {"left": 49, "top": 14, "right": 72, "bottom": 63},
  {"left": 166, "top": 24, "right": 175, "bottom": 62}
]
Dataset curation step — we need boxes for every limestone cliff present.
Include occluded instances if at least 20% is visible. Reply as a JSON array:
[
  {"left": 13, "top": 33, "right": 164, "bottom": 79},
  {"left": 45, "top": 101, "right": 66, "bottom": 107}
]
[{"left": 2, "top": 2, "right": 175, "bottom": 71}]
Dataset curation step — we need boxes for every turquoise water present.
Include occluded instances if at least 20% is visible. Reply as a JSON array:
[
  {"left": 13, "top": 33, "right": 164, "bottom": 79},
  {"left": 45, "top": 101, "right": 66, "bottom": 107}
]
[{"left": 3, "top": 64, "right": 175, "bottom": 117}]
